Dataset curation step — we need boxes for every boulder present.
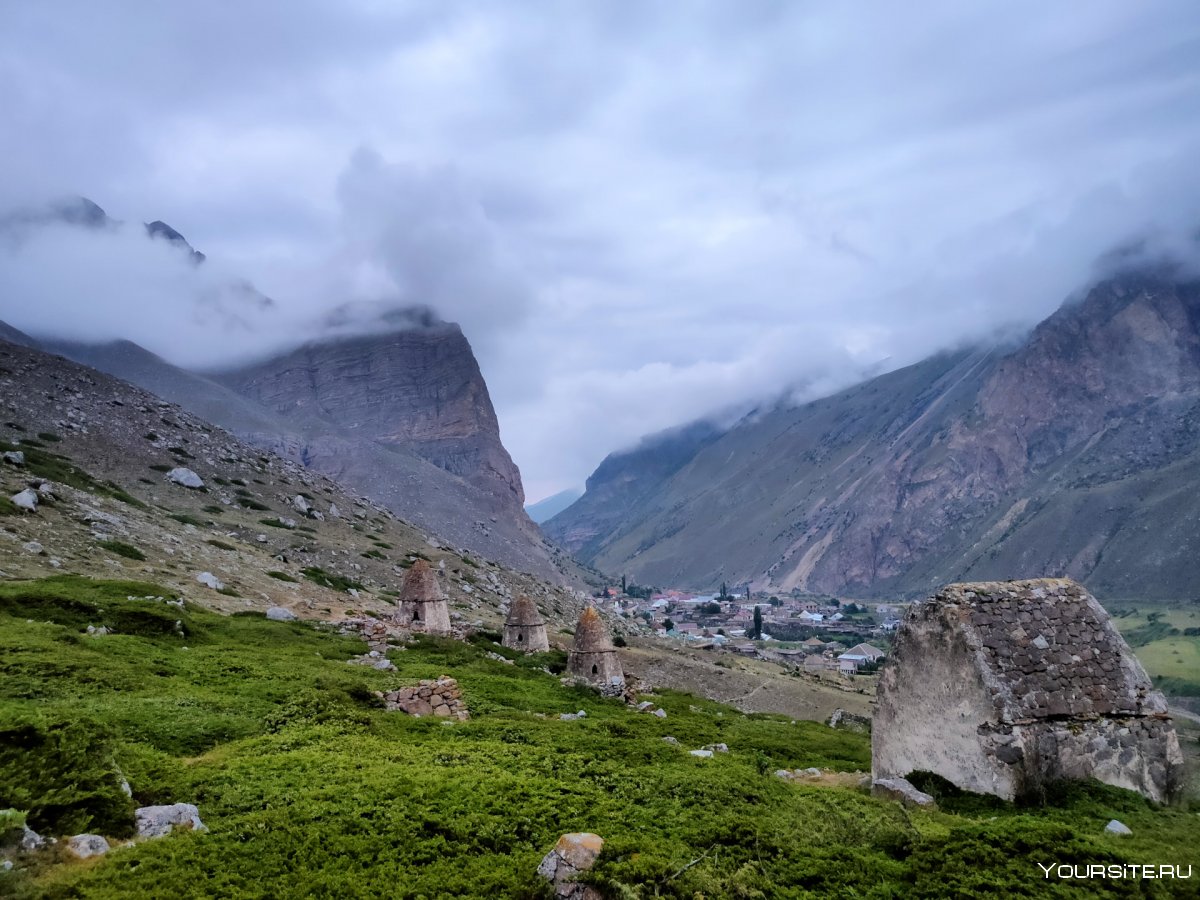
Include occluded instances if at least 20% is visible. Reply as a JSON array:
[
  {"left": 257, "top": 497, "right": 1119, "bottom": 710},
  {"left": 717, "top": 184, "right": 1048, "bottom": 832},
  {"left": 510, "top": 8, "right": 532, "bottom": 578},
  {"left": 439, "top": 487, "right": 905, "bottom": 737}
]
[
  {"left": 1104, "top": 819, "right": 1132, "bottom": 836},
  {"left": 11, "top": 489, "right": 38, "bottom": 512},
  {"left": 871, "top": 777, "right": 936, "bottom": 809},
  {"left": 2, "top": 450, "right": 25, "bottom": 466},
  {"left": 537, "top": 832, "right": 605, "bottom": 899},
  {"left": 22, "top": 541, "right": 43, "bottom": 554},
  {"left": 67, "top": 834, "right": 110, "bottom": 858},
  {"left": 703, "top": 743, "right": 729, "bottom": 753},
  {"left": 196, "top": 572, "right": 225, "bottom": 590},
  {"left": 265, "top": 606, "right": 298, "bottom": 622},
  {"left": 19, "top": 826, "right": 45, "bottom": 852},
  {"left": 652, "top": 708, "right": 667, "bottom": 719},
  {"left": 292, "top": 495, "right": 312, "bottom": 515},
  {"left": 166, "top": 467, "right": 205, "bottom": 489},
  {"left": 689, "top": 749, "right": 714, "bottom": 759},
  {"left": 135, "top": 803, "right": 206, "bottom": 839}
]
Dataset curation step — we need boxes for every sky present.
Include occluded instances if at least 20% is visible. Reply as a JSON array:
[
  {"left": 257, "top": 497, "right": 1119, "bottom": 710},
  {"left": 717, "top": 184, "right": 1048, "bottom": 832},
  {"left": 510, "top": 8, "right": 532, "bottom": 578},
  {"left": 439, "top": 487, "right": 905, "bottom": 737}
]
[{"left": 2, "top": 2, "right": 1200, "bottom": 502}]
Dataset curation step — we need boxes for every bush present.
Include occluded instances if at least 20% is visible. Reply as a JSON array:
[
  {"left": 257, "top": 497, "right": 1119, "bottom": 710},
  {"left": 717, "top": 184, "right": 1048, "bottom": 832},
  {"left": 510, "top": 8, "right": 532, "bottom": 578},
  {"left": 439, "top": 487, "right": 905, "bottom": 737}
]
[
  {"left": 0, "top": 715, "right": 135, "bottom": 837},
  {"left": 97, "top": 540, "right": 147, "bottom": 561}
]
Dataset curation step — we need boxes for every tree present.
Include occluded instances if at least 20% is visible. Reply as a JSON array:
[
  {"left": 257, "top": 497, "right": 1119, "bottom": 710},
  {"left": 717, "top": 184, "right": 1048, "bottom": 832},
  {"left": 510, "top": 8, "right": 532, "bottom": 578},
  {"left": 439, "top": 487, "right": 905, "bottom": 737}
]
[
  {"left": 752, "top": 606, "right": 763, "bottom": 640},
  {"left": 621, "top": 574, "right": 627, "bottom": 594},
  {"left": 769, "top": 596, "right": 781, "bottom": 607},
  {"left": 719, "top": 581, "right": 728, "bottom": 600},
  {"left": 663, "top": 618, "right": 675, "bottom": 632},
  {"left": 699, "top": 601, "right": 721, "bottom": 615}
]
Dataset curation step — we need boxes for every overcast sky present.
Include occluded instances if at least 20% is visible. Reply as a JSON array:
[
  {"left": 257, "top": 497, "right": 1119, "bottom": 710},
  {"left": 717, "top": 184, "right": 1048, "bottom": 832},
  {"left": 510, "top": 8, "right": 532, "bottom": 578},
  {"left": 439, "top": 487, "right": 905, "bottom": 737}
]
[{"left": 3, "top": 2, "right": 1200, "bottom": 502}]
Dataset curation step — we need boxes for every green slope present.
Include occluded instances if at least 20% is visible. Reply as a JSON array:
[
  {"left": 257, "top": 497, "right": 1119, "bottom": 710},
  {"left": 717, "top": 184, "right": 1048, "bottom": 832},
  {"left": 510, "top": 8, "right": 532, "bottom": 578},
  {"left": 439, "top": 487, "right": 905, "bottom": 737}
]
[{"left": 2, "top": 576, "right": 1196, "bottom": 898}]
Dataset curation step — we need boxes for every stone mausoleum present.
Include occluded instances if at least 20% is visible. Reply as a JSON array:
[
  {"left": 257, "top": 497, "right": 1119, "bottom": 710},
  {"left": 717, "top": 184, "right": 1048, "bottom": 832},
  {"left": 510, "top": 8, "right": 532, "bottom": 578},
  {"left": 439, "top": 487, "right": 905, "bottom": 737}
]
[
  {"left": 874, "top": 579, "right": 1183, "bottom": 803},
  {"left": 567, "top": 607, "right": 624, "bottom": 687},
  {"left": 396, "top": 559, "right": 451, "bottom": 635},
  {"left": 502, "top": 594, "right": 550, "bottom": 652}
]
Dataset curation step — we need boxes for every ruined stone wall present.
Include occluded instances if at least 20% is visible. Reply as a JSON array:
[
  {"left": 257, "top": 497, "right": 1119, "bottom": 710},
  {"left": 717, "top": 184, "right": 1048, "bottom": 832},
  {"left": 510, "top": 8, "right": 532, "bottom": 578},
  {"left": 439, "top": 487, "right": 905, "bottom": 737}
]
[
  {"left": 873, "top": 600, "right": 1020, "bottom": 798},
  {"left": 378, "top": 676, "right": 468, "bottom": 720},
  {"left": 873, "top": 579, "right": 1185, "bottom": 804}
]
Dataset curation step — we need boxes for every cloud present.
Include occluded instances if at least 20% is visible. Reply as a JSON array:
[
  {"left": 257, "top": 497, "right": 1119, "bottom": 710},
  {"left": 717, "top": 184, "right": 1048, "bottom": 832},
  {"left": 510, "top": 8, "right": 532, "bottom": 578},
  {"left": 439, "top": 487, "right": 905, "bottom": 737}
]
[{"left": 1, "top": 1, "right": 1199, "bottom": 501}]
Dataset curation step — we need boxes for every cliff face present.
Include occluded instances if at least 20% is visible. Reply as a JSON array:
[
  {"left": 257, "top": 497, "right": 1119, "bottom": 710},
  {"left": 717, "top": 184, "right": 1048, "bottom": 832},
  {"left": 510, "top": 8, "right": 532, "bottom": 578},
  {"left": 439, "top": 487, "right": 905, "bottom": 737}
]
[
  {"left": 215, "top": 325, "right": 526, "bottom": 511},
  {"left": 555, "top": 267, "right": 1200, "bottom": 599},
  {"left": 38, "top": 327, "right": 573, "bottom": 584}
]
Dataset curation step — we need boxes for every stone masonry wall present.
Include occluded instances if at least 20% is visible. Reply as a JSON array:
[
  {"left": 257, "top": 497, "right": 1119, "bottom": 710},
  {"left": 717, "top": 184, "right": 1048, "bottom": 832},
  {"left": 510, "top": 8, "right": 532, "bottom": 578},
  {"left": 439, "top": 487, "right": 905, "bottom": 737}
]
[{"left": 377, "top": 676, "right": 469, "bottom": 721}]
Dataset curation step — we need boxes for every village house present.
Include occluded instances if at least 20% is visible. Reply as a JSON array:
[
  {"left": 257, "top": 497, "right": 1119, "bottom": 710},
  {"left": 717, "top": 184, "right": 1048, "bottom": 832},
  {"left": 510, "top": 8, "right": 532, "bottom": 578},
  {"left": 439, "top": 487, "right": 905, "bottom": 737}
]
[{"left": 837, "top": 642, "right": 886, "bottom": 673}]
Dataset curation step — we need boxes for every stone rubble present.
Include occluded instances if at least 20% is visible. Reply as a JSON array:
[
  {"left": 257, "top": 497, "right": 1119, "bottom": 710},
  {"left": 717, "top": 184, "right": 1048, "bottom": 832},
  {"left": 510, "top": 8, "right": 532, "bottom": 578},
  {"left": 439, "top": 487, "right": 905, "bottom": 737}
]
[{"left": 378, "top": 676, "right": 469, "bottom": 720}]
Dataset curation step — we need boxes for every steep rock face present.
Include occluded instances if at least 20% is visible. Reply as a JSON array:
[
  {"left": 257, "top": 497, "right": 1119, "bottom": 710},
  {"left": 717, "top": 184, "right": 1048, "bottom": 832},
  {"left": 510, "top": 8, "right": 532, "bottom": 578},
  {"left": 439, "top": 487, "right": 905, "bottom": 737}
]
[
  {"left": 564, "top": 268, "right": 1200, "bottom": 599},
  {"left": 216, "top": 326, "right": 525, "bottom": 511},
  {"left": 37, "top": 331, "right": 573, "bottom": 584},
  {"left": 542, "top": 420, "right": 723, "bottom": 557}
]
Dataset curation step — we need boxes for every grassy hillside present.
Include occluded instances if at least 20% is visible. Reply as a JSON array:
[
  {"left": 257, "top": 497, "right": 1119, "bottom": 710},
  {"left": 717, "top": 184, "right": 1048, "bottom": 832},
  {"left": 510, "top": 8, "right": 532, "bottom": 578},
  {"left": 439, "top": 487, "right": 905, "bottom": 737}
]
[{"left": 1, "top": 577, "right": 1197, "bottom": 898}]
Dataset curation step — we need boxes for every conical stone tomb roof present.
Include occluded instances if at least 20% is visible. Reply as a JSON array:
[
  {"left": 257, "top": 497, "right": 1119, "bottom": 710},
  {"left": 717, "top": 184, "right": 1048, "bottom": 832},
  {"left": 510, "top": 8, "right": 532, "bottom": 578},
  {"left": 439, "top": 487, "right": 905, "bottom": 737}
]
[
  {"left": 506, "top": 594, "right": 545, "bottom": 627},
  {"left": 572, "top": 606, "right": 614, "bottom": 652}
]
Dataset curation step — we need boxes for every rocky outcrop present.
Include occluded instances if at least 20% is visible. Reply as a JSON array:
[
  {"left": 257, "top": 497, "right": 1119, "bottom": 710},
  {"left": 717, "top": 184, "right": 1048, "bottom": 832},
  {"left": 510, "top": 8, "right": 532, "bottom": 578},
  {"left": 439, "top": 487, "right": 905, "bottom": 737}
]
[
  {"left": 135, "top": 804, "right": 206, "bottom": 838},
  {"left": 39, "top": 325, "right": 574, "bottom": 584},
  {"left": 873, "top": 579, "right": 1184, "bottom": 804},
  {"left": 537, "top": 833, "right": 604, "bottom": 900},
  {"left": 216, "top": 326, "right": 524, "bottom": 511},
  {"left": 553, "top": 268, "right": 1200, "bottom": 599}
]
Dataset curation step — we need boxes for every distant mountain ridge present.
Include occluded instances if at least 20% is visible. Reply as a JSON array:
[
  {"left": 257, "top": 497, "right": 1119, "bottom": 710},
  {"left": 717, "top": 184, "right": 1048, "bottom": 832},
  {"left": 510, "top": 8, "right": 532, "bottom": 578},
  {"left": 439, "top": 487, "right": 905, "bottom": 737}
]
[
  {"left": 547, "top": 266, "right": 1200, "bottom": 600},
  {"left": 526, "top": 489, "right": 582, "bottom": 524}
]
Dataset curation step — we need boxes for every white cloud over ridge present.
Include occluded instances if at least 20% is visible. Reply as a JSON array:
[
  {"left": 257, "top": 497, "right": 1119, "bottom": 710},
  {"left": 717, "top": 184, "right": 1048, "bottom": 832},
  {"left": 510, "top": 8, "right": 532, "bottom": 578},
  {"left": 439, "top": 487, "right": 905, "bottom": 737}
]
[{"left": 1, "top": 1, "right": 1200, "bottom": 500}]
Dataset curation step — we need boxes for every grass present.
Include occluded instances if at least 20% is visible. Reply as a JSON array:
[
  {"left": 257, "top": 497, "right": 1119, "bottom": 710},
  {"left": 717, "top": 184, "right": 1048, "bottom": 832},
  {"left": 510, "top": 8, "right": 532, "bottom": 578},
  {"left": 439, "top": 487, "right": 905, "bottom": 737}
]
[
  {"left": 169, "top": 513, "right": 208, "bottom": 528},
  {"left": 301, "top": 567, "right": 365, "bottom": 593},
  {"left": 0, "top": 576, "right": 1196, "bottom": 899},
  {"left": 266, "top": 572, "right": 298, "bottom": 583},
  {"left": 258, "top": 518, "right": 294, "bottom": 530},
  {"left": 205, "top": 540, "right": 237, "bottom": 552},
  {"left": 237, "top": 498, "right": 270, "bottom": 512},
  {"left": 6, "top": 445, "right": 145, "bottom": 509},
  {"left": 1113, "top": 606, "right": 1200, "bottom": 698},
  {"left": 95, "top": 540, "right": 147, "bottom": 562}
]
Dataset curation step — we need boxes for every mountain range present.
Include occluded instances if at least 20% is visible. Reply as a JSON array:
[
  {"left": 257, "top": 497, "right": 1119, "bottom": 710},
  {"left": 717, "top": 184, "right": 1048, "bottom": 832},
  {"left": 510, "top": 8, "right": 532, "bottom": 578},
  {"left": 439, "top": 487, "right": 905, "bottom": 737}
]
[
  {"left": 544, "top": 265, "right": 1200, "bottom": 601},
  {"left": 3, "top": 198, "right": 577, "bottom": 585}
]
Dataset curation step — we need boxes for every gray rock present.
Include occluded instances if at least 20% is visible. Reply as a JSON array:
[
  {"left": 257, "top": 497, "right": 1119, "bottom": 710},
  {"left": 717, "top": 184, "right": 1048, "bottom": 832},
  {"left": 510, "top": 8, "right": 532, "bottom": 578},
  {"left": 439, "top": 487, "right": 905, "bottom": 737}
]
[
  {"left": 265, "top": 606, "right": 298, "bottom": 622},
  {"left": 662, "top": 736, "right": 679, "bottom": 745},
  {"left": 652, "top": 708, "right": 667, "bottom": 719},
  {"left": 22, "top": 540, "right": 43, "bottom": 554},
  {"left": 19, "top": 826, "right": 44, "bottom": 852},
  {"left": 196, "top": 571, "right": 225, "bottom": 590},
  {"left": 1, "top": 859, "right": 11, "bottom": 872},
  {"left": 704, "top": 743, "right": 730, "bottom": 753},
  {"left": 537, "top": 832, "right": 605, "bottom": 899},
  {"left": 67, "top": 834, "right": 110, "bottom": 858},
  {"left": 3, "top": 450, "right": 26, "bottom": 466},
  {"left": 328, "top": 503, "right": 341, "bottom": 518},
  {"left": 871, "top": 777, "right": 936, "bottom": 809},
  {"left": 1104, "top": 819, "right": 1132, "bottom": 836},
  {"left": 11, "top": 489, "right": 38, "bottom": 512},
  {"left": 278, "top": 517, "right": 297, "bottom": 529},
  {"left": 166, "top": 467, "right": 205, "bottom": 489},
  {"left": 689, "top": 749, "right": 714, "bottom": 758},
  {"left": 292, "top": 495, "right": 312, "bottom": 515},
  {"left": 135, "top": 803, "right": 206, "bottom": 839}
]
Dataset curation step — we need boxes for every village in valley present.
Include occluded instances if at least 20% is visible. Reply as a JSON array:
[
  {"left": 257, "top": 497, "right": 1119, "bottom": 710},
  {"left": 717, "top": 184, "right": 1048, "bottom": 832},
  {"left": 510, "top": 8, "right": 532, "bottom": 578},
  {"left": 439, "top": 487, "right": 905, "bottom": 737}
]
[{"left": 590, "top": 577, "right": 897, "bottom": 678}]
